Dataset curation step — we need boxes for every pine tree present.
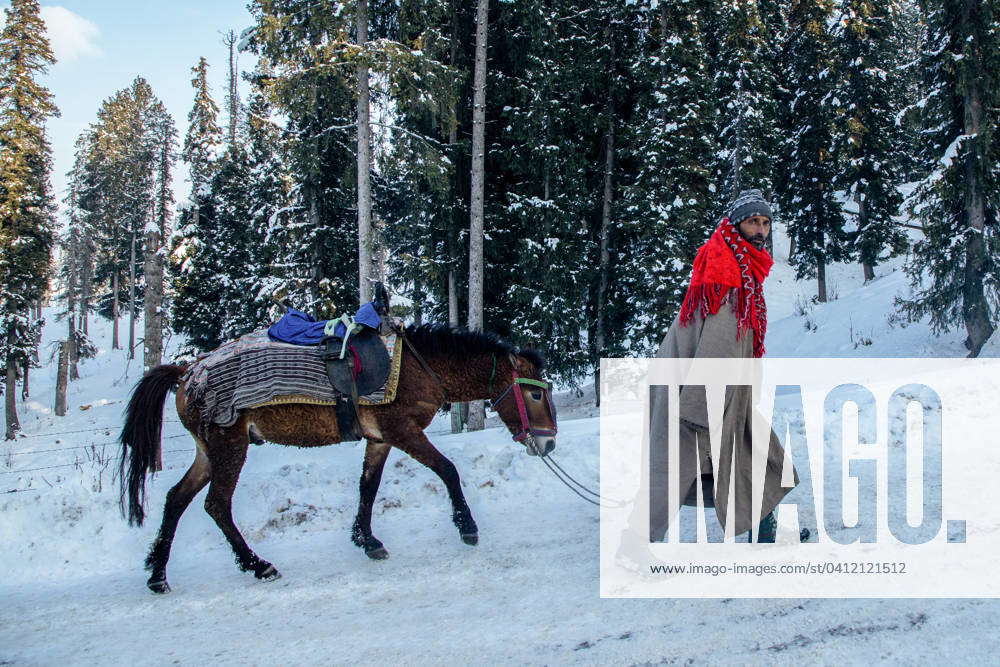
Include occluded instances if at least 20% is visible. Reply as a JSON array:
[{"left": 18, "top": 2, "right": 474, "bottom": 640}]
[
  {"left": 183, "top": 57, "right": 223, "bottom": 212},
  {"left": 247, "top": 0, "right": 361, "bottom": 317},
  {"left": 234, "top": 76, "right": 290, "bottom": 335},
  {"left": 895, "top": 0, "right": 926, "bottom": 183},
  {"left": 713, "top": 0, "right": 777, "bottom": 206},
  {"left": 60, "top": 157, "right": 98, "bottom": 379},
  {"left": 483, "top": 0, "right": 595, "bottom": 381},
  {"left": 897, "top": 0, "right": 1000, "bottom": 356},
  {"left": 172, "top": 57, "right": 226, "bottom": 351},
  {"left": 618, "top": 0, "right": 716, "bottom": 353},
  {"left": 377, "top": 0, "right": 467, "bottom": 330},
  {"left": 0, "top": 0, "right": 58, "bottom": 438},
  {"left": 65, "top": 132, "right": 100, "bottom": 337},
  {"left": 832, "top": 0, "right": 909, "bottom": 282},
  {"left": 777, "top": 0, "right": 851, "bottom": 302},
  {"left": 92, "top": 78, "right": 168, "bottom": 358}
]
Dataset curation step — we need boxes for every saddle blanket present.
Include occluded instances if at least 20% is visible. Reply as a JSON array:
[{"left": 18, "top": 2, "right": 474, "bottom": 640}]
[{"left": 182, "top": 329, "right": 403, "bottom": 432}]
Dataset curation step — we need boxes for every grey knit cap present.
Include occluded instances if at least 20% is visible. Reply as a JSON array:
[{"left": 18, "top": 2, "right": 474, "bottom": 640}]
[{"left": 727, "top": 189, "right": 773, "bottom": 225}]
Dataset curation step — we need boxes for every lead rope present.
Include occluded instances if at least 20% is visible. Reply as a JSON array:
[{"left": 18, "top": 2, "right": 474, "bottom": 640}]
[{"left": 535, "top": 453, "right": 626, "bottom": 508}]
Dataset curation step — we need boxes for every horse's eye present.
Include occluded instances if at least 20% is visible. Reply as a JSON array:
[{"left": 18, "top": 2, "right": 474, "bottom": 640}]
[{"left": 530, "top": 391, "right": 542, "bottom": 401}]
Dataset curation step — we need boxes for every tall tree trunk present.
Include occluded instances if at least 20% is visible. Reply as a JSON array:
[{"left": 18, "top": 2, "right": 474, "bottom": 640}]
[
  {"left": 448, "top": 271, "right": 459, "bottom": 326},
  {"left": 308, "top": 196, "right": 323, "bottom": 313},
  {"left": 81, "top": 250, "right": 91, "bottom": 336},
  {"left": 448, "top": 267, "right": 462, "bottom": 434},
  {"left": 857, "top": 190, "right": 874, "bottom": 281},
  {"left": 356, "top": 0, "right": 373, "bottom": 305},
  {"left": 225, "top": 30, "right": 239, "bottom": 148},
  {"left": 466, "top": 0, "right": 489, "bottom": 432},
  {"left": 55, "top": 342, "right": 69, "bottom": 417},
  {"left": 5, "top": 340, "right": 19, "bottom": 440},
  {"left": 447, "top": 10, "right": 463, "bottom": 434},
  {"left": 862, "top": 262, "right": 874, "bottom": 282},
  {"left": 69, "top": 314, "right": 79, "bottom": 381},
  {"left": 594, "top": 116, "right": 614, "bottom": 408},
  {"left": 112, "top": 269, "right": 120, "bottom": 349},
  {"left": 128, "top": 231, "right": 137, "bottom": 359},
  {"left": 960, "top": 0, "right": 993, "bottom": 357},
  {"left": 21, "top": 358, "right": 29, "bottom": 401},
  {"left": 67, "top": 250, "right": 79, "bottom": 380},
  {"left": 817, "top": 258, "right": 827, "bottom": 303},
  {"left": 144, "top": 128, "right": 171, "bottom": 371},
  {"left": 143, "top": 225, "right": 164, "bottom": 370},
  {"left": 413, "top": 279, "right": 424, "bottom": 326}
]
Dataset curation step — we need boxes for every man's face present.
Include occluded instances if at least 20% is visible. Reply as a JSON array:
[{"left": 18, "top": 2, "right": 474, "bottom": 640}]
[{"left": 737, "top": 215, "right": 771, "bottom": 250}]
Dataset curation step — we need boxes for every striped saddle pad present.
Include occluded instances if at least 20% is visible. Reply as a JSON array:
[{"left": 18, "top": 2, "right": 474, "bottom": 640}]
[{"left": 182, "top": 330, "right": 403, "bottom": 430}]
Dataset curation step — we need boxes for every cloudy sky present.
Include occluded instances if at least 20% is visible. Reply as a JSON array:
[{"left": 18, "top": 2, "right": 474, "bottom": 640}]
[{"left": 2, "top": 1, "right": 257, "bottom": 216}]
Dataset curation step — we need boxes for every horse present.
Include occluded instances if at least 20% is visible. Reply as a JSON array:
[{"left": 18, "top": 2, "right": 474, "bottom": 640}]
[{"left": 118, "top": 324, "right": 558, "bottom": 593}]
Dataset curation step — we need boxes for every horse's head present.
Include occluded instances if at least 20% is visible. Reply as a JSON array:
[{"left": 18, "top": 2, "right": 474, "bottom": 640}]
[{"left": 490, "top": 350, "right": 558, "bottom": 457}]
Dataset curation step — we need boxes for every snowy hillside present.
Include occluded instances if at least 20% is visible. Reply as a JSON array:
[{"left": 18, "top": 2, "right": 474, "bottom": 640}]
[
  {"left": 765, "top": 221, "right": 999, "bottom": 358},
  {"left": 3, "top": 239, "right": 999, "bottom": 664}
]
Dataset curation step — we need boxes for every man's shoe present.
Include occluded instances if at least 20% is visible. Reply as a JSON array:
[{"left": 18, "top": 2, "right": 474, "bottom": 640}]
[{"left": 749, "top": 511, "right": 777, "bottom": 543}]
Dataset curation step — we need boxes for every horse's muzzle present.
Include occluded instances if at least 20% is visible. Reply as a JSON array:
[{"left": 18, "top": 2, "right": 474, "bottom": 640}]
[{"left": 526, "top": 436, "right": 556, "bottom": 457}]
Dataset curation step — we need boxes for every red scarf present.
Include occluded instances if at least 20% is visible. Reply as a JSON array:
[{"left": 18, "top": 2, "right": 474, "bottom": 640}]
[{"left": 678, "top": 217, "right": 774, "bottom": 357}]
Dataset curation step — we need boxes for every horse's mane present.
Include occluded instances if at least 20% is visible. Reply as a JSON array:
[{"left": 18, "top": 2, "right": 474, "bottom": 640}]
[{"left": 403, "top": 323, "right": 546, "bottom": 370}]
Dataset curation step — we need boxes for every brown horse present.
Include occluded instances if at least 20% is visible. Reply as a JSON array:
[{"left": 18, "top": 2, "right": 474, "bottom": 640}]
[{"left": 118, "top": 324, "right": 557, "bottom": 593}]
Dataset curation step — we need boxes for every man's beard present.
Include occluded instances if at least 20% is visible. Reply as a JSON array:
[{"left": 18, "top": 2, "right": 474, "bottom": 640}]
[{"left": 740, "top": 231, "right": 767, "bottom": 250}]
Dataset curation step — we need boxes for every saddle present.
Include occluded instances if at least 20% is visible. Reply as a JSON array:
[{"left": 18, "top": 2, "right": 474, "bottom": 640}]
[
  {"left": 321, "top": 319, "right": 390, "bottom": 397},
  {"left": 319, "top": 284, "right": 392, "bottom": 440}
]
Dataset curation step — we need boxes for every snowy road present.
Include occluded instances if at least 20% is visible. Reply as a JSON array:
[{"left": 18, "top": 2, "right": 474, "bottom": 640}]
[{"left": 3, "top": 414, "right": 998, "bottom": 664}]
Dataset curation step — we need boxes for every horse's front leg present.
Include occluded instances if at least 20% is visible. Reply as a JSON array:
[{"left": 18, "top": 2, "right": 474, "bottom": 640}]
[
  {"left": 352, "top": 439, "right": 391, "bottom": 560},
  {"left": 389, "top": 430, "right": 478, "bottom": 546}
]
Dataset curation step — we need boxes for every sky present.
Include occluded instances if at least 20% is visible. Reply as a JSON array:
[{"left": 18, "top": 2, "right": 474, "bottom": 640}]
[{"left": 1, "top": 1, "right": 258, "bottom": 218}]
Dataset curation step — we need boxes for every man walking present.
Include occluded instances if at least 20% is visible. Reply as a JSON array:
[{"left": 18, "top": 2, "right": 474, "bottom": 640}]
[{"left": 649, "top": 189, "right": 801, "bottom": 543}]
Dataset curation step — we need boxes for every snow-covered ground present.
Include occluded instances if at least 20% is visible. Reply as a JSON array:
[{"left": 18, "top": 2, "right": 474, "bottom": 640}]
[{"left": 3, "top": 225, "right": 999, "bottom": 664}]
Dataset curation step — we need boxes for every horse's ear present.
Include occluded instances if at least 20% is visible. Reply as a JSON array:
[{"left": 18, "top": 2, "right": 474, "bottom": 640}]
[{"left": 517, "top": 348, "right": 546, "bottom": 372}]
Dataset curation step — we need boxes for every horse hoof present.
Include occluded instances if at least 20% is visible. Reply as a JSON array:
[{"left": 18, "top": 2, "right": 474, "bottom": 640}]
[
  {"left": 366, "top": 546, "right": 389, "bottom": 560},
  {"left": 461, "top": 533, "right": 479, "bottom": 546},
  {"left": 256, "top": 564, "right": 282, "bottom": 581},
  {"left": 147, "top": 578, "right": 171, "bottom": 594}
]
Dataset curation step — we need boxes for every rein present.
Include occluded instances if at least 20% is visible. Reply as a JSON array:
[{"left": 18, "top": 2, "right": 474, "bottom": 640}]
[
  {"left": 537, "top": 453, "right": 624, "bottom": 508},
  {"left": 397, "top": 325, "right": 444, "bottom": 389}
]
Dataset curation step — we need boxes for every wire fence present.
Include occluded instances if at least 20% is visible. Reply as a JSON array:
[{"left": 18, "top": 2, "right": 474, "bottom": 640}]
[
  {"left": 1, "top": 434, "right": 192, "bottom": 475},
  {"left": 7, "top": 420, "right": 182, "bottom": 440},
  {"left": 0, "top": 433, "right": 194, "bottom": 475},
  {"left": 1, "top": 448, "right": 197, "bottom": 496},
  {"left": 7, "top": 431, "right": 189, "bottom": 457}
]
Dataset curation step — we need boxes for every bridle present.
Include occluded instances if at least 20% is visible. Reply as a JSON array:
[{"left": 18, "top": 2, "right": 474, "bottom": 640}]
[
  {"left": 489, "top": 353, "right": 558, "bottom": 447},
  {"left": 486, "top": 352, "right": 620, "bottom": 507}
]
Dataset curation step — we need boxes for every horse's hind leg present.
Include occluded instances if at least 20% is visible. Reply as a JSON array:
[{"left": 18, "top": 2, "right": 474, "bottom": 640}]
[
  {"left": 145, "top": 441, "right": 211, "bottom": 593},
  {"left": 351, "top": 440, "right": 391, "bottom": 560},
  {"left": 203, "top": 428, "right": 280, "bottom": 581},
  {"left": 389, "top": 430, "right": 479, "bottom": 546}
]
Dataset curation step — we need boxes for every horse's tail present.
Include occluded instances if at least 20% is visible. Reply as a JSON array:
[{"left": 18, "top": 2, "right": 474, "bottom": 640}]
[{"left": 119, "top": 364, "right": 187, "bottom": 527}]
